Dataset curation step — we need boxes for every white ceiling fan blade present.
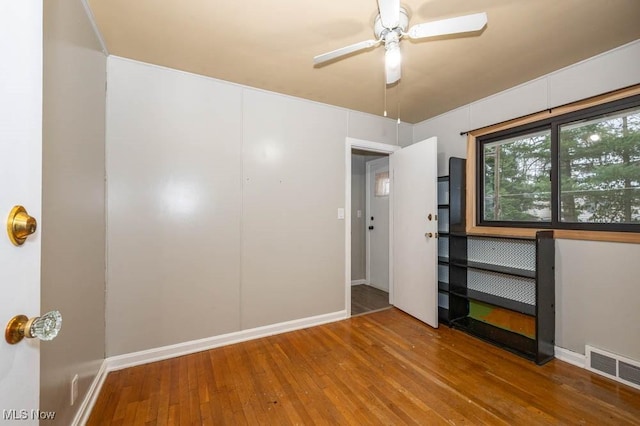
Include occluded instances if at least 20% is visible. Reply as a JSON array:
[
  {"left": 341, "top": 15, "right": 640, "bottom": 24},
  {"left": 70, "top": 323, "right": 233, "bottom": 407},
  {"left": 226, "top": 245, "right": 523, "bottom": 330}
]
[
  {"left": 407, "top": 12, "right": 487, "bottom": 40},
  {"left": 378, "top": 0, "right": 400, "bottom": 29},
  {"left": 385, "top": 58, "right": 401, "bottom": 85},
  {"left": 313, "top": 39, "right": 379, "bottom": 65}
]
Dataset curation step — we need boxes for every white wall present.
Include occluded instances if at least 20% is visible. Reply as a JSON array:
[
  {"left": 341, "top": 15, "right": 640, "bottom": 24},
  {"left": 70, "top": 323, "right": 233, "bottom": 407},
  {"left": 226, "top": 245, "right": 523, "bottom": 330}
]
[
  {"left": 351, "top": 155, "right": 367, "bottom": 281},
  {"left": 412, "top": 40, "right": 640, "bottom": 360},
  {"left": 106, "top": 57, "right": 400, "bottom": 356},
  {"left": 41, "top": 0, "right": 107, "bottom": 423},
  {"left": 240, "top": 89, "right": 346, "bottom": 329}
]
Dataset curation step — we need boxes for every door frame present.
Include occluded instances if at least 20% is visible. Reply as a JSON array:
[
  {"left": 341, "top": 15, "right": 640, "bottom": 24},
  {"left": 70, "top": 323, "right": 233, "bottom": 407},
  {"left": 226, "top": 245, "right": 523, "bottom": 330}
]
[
  {"left": 365, "top": 156, "right": 390, "bottom": 292},
  {"left": 345, "top": 137, "right": 400, "bottom": 317}
]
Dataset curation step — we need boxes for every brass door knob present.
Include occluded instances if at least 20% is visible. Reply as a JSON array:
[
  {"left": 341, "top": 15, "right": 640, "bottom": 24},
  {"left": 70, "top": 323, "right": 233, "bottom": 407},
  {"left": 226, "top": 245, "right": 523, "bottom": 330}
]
[
  {"left": 5, "top": 311, "right": 62, "bottom": 344},
  {"left": 7, "top": 205, "right": 37, "bottom": 246},
  {"left": 425, "top": 232, "right": 433, "bottom": 238}
]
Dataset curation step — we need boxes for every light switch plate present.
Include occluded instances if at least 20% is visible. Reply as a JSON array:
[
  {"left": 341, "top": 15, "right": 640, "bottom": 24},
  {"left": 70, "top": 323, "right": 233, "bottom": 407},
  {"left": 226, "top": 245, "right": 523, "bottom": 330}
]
[{"left": 337, "top": 208, "right": 345, "bottom": 219}]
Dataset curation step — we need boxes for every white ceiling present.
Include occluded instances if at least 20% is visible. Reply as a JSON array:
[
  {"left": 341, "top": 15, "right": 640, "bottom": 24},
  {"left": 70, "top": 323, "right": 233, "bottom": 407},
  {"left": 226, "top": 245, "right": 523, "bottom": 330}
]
[{"left": 87, "top": 0, "right": 640, "bottom": 123}]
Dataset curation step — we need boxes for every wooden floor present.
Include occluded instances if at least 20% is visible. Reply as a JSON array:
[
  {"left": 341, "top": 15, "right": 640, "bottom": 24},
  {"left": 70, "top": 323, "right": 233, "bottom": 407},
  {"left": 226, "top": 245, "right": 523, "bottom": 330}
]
[
  {"left": 88, "top": 308, "right": 640, "bottom": 425},
  {"left": 351, "top": 284, "right": 391, "bottom": 316}
]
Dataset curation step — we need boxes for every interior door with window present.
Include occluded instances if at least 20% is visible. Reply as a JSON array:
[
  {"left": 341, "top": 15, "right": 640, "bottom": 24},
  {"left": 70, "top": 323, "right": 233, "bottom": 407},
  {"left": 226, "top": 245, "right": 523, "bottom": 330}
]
[
  {"left": 391, "top": 137, "right": 439, "bottom": 327},
  {"left": 0, "top": 1, "right": 43, "bottom": 415}
]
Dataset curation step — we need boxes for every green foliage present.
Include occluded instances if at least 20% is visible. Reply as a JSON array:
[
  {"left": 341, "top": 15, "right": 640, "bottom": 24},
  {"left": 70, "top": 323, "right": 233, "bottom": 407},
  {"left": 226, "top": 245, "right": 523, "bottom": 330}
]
[
  {"left": 483, "top": 132, "right": 551, "bottom": 221},
  {"left": 560, "top": 111, "right": 640, "bottom": 223},
  {"left": 483, "top": 107, "right": 640, "bottom": 224}
]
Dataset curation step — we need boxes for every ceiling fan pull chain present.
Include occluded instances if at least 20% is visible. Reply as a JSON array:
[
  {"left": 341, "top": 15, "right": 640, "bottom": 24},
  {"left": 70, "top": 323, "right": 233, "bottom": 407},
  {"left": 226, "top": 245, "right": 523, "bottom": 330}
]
[
  {"left": 383, "top": 78, "right": 388, "bottom": 117},
  {"left": 397, "top": 81, "right": 401, "bottom": 124}
]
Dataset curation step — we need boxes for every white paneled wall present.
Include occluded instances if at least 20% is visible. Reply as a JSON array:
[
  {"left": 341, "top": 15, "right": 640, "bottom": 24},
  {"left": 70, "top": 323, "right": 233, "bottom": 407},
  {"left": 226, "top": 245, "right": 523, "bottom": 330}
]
[
  {"left": 241, "top": 88, "right": 347, "bottom": 329},
  {"left": 469, "top": 78, "right": 548, "bottom": 131},
  {"left": 556, "top": 240, "right": 640, "bottom": 360},
  {"left": 347, "top": 110, "right": 398, "bottom": 145},
  {"left": 107, "top": 58, "right": 244, "bottom": 355},
  {"left": 547, "top": 41, "right": 640, "bottom": 107},
  {"left": 413, "top": 106, "right": 469, "bottom": 177},
  {"left": 106, "top": 57, "right": 400, "bottom": 356},
  {"left": 41, "top": 0, "right": 107, "bottom": 423},
  {"left": 412, "top": 39, "right": 640, "bottom": 361}
]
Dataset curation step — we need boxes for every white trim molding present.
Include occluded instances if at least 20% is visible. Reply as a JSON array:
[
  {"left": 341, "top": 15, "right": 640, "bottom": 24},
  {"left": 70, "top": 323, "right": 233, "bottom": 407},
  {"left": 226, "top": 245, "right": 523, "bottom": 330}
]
[
  {"left": 74, "top": 310, "right": 347, "bottom": 423},
  {"left": 107, "top": 310, "right": 346, "bottom": 371},
  {"left": 554, "top": 346, "right": 586, "bottom": 368},
  {"left": 345, "top": 137, "right": 400, "bottom": 318},
  {"left": 351, "top": 279, "right": 367, "bottom": 286},
  {"left": 72, "top": 360, "right": 109, "bottom": 426}
]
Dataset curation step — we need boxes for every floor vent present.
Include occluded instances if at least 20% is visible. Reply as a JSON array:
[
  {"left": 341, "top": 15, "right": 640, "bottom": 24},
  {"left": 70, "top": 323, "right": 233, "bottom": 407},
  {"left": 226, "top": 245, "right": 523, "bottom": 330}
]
[{"left": 586, "top": 345, "right": 640, "bottom": 390}]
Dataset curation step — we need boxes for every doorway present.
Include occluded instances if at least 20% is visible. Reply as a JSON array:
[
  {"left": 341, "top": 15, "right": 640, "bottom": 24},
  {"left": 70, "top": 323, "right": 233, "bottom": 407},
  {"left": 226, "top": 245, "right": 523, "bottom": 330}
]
[
  {"left": 351, "top": 150, "right": 391, "bottom": 315},
  {"left": 345, "top": 136, "right": 439, "bottom": 326},
  {"left": 345, "top": 138, "right": 400, "bottom": 317}
]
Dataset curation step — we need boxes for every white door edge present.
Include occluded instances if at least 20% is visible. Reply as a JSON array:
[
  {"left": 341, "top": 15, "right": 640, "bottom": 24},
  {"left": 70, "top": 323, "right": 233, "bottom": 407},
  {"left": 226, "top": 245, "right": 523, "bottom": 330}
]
[{"left": 345, "top": 137, "right": 400, "bottom": 317}]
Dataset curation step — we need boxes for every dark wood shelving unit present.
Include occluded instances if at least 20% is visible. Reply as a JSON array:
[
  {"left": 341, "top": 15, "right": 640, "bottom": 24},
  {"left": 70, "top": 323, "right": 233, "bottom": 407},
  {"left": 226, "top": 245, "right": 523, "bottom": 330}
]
[
  {"left": 436, "top": 156, "right": 554, "bottom": 365},
  {"left": 436, "top": 158, "right": 465, "bottom": 325},
  {"left": 449, "top": 288, "right": 535, "bottom": 316},
  {"left": 448, "top": 231, "right": 555, "bottom": 365},
  {"left": 451, "top": 316, "right": 537, "bottom": 358},
  {"left": 449, "top": 260, "right": 536, "bottom": 279}
]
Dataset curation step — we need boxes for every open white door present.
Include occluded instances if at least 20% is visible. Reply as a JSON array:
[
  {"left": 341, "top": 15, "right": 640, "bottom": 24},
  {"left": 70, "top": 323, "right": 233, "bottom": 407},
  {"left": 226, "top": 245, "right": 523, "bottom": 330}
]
[
  {"left": 0, "top": 1, "right": 43, "bottom": 418},
  {"left": 391, "top": 137, "right": 438, "bottom": 327}
]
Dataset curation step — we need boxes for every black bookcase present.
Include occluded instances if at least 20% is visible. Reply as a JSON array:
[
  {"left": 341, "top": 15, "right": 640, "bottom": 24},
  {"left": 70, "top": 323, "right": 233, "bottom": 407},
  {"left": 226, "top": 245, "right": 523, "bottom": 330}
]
[
  {"left": 448, "top": 232, "right": 556, "bottom": 365},
  {"left": 437, "top": 157, "right": 466, "bottom": 324},
  {"left": 437, "top": 156, "right": 555, "bottom": 365}
]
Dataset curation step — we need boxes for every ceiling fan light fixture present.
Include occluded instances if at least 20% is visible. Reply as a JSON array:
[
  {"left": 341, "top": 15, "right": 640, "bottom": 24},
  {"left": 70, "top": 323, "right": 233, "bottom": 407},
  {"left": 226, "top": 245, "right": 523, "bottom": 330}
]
[{"left": 385, "top": 41, "right": 401, "bottom": 69}]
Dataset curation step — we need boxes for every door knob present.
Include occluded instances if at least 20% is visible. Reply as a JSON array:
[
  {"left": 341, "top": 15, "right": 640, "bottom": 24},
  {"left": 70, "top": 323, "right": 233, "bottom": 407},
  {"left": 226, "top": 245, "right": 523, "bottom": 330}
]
[
  {"left": 425, "top": 232, "right": 433, "bottom": 238},
  {"left": 5, "top": 311, "right": 62, "bottom": 344},
  {"left": 369, "top": 226, "right": 374, "bottom": 230},
  {"left": 7, "top": 205, "right": 37, "bottom": 246},
  {"left": 427, "top": 214, "right": 432, "bottom": 221}
]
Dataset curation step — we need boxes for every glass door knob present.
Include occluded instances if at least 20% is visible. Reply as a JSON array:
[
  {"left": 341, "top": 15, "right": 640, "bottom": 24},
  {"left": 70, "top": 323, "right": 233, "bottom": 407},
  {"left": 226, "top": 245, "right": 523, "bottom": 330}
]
[{"left": 5, "top": 311, "right": 62, "bottom": 344}]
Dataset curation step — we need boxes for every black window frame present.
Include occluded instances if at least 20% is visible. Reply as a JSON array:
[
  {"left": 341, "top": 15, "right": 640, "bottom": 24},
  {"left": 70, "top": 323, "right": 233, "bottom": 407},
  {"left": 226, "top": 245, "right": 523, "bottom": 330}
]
[{"left": 476, "top": 93, "right": 640, "bottom": 233}]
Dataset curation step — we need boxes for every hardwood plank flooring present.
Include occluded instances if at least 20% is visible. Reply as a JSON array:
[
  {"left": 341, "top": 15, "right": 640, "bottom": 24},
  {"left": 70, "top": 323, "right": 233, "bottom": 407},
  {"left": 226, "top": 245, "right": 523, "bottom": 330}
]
[
  {"left": 88, "top": 308, "right": 640, "bottom": 425},
  {"left": 351, "top": 284, "right": 391, "bottom": 316}
]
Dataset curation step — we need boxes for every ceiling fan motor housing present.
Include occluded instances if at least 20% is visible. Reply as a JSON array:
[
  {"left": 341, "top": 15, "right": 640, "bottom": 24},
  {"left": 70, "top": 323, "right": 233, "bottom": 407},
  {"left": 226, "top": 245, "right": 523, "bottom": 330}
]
[{"left": 374, "top": 6, "right": 409, "bottom": 40}]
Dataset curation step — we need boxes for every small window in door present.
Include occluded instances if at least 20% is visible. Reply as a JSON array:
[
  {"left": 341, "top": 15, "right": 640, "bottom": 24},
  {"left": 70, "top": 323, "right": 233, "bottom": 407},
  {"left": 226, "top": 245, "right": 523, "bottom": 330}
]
[{"left": 375, "top": 171, "right": 390, "bottom": 197}]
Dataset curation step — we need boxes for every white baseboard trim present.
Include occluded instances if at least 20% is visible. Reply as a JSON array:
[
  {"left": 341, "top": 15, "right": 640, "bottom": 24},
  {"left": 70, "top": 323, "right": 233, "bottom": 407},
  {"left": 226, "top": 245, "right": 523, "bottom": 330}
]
[
  {"left": 106, "top": 310, "right": 347, "bottom": 372},
  {"left": 554, "top": 346, "right": 586, "bottom": 368},
  {"left": 72, "top": 359, "right": 109, "bottom": 426},
  {"left": 366, "top": 282, "right": 390, "bottom": 293},
  {"left": 351, "top": 279, "right": 367, "bottom": 286},
  {"left": 75, "top": 310, "right": 347, "bottom": 423}
]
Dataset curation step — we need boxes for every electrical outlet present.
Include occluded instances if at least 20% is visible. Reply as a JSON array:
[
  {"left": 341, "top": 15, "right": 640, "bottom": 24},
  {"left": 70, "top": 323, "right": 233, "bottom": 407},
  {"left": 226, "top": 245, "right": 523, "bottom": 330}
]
[{"left": 71, "top": 374, "right": 78, "bottom": 406}]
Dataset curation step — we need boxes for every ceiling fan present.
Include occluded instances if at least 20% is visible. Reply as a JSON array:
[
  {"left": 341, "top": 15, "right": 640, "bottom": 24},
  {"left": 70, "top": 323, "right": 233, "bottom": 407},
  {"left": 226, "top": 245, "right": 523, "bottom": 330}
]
[{"left": 313, "top": 0, "right": 487, "bottom": 85}]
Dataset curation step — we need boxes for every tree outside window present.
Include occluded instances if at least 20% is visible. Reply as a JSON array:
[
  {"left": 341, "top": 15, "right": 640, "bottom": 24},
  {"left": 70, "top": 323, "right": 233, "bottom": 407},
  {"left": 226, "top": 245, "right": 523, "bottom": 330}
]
[
  {"left": 560, "top": 107, "right": 640, "bottom": 224},
  {"left": 479, "top": 95, "right": 640, "bottom": 231}
]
